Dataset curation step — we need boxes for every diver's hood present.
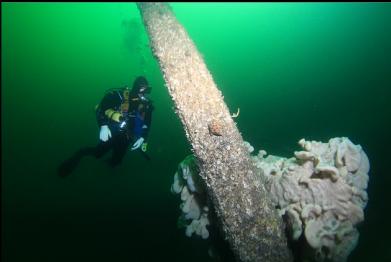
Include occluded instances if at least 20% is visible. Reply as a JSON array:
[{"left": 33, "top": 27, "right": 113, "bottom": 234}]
[{"left": 132, "top": 76, "right": 151, "bottom": 94}]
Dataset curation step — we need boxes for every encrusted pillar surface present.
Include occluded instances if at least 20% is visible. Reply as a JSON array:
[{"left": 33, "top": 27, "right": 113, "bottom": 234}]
[{"left": 138, "top": 3, "right": 292, "bottom": 261}]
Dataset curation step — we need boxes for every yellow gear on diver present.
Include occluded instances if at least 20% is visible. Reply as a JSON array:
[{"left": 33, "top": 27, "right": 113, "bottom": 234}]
[
  {"left": 120, "top": 89, "right": 130, "bottom": 112},
  {"left": 105, "top": 109, "right": 122, "bottom": 122},
  {"left": 141, "top": 143, "right": 148, "bottom": 152},
  {"left": 123, "top": 89, "right": 130, "bottom": 101}
]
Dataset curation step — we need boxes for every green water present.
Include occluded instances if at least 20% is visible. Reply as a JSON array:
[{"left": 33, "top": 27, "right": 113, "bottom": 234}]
[{"left": 2, "top": 3, "right": 391, "bottom": 262}]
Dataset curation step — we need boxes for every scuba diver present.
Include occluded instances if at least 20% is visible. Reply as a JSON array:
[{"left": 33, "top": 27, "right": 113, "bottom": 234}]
[{"left": 58, "top": 76, "right": 154, "bottom": 177}]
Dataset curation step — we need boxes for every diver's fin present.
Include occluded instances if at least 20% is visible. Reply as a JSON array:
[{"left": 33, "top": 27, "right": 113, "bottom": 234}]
[{"left": 57, "top": 155, "right": 82, "bottom": 177}]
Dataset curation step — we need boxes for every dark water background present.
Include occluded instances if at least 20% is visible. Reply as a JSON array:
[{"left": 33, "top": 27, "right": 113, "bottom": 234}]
[{"left": 2, "top": 3, "right": 391, "bottom": 262}]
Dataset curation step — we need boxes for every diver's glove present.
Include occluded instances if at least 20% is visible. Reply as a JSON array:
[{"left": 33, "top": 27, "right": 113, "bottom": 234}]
[
  {"left": 131, "top": 137, "right": 144, "bottom": 151},
  {"left": 99, "top": 125, "right": 112, "bottom": 142}
]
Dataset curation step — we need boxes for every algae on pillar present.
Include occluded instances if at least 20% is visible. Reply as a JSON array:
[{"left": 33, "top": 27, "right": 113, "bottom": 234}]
[{"left": 137, "top": 3, "right": 292, "bottom": 261}]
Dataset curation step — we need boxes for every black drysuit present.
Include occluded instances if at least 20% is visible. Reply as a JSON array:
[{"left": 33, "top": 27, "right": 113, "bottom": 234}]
[{"left": 58, "top": 88, "right": 153, "bottom": 176}]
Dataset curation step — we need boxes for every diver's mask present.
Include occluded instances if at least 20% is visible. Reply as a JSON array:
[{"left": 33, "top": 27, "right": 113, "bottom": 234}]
[
  {"left": 138, "top": 84, "right": 151, "bottom": 95},
  {"left": 138, "top": 85, "right": 151, "bottom": 101}
]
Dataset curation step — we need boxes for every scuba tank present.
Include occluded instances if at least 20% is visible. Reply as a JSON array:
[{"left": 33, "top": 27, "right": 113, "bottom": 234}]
[{"left": 95, "top": 87, "right": 131, "bottom": 130}]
